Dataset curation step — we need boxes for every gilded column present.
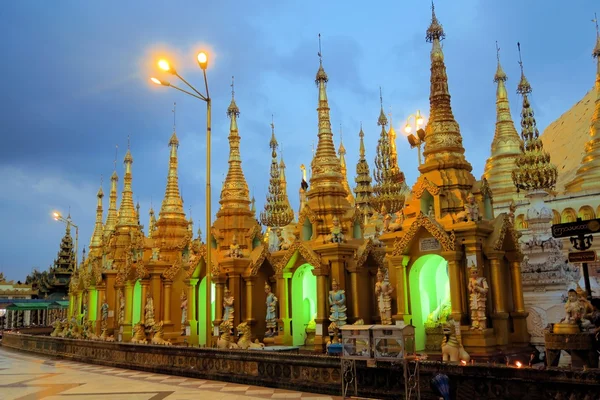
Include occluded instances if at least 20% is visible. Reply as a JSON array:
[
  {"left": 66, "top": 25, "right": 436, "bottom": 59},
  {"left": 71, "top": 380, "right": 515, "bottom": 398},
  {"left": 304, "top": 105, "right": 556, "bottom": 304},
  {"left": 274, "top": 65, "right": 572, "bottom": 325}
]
[
  {"left": 140, "top": 280, "right": 149, "bottom": 324},
  {"left": 186, "top": 278, "right": 199, "bottom": 344},
  {"left": 488, "top": 252, "right": 509, "bottom": 346},
  {"left": 275, "top": 272, "right": 292, "bottom": 346},
  {"left": 390, "top": 255, "right": 410, "bottom": 323},
  {"left": 151, "top": 273, "right": 162, "bottom": 321},
  {"left": 346, "top": 266, "right": 361, "bottom": 322},
  {"left": 214, "top": 277, "right": 225, "bottom": 326},
  {"left": 229, "top": 273, "right": 242, "bottom": 329},
  {"left": 441, "top": 251, "right": 465, "bottom": 324},
  {"left": 163, "top": 280, "right": 172, "bottom": 324},
  {"left": 508, "top": 255, "right": 530, "bottom": 343},
  {"left": 123, "top": 281, "right": 134, "bottom": 341},
  {"left": 313, "top": 268, "right": 329, "bottom": 351},
  {"left": 510, "top": 260, "right": 525, "bottom": 313},
  {"left": 96, "top": 285, "right": 106, "bottom": 335},
  {"left": 244, "top": 276, "right": 255, "bottom": 325}
]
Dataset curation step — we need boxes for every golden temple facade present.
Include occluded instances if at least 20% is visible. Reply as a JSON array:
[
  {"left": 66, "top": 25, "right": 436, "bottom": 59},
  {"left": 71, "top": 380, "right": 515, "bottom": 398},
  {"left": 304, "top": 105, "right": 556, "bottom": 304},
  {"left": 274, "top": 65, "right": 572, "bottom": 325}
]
[{"left": 65, "top": 5, "right": 600, "bottom": 357}]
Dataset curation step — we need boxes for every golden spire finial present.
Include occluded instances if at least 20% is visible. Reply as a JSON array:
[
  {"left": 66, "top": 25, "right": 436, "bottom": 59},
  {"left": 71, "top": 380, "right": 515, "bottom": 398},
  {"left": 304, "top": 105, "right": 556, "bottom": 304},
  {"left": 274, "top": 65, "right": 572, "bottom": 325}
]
[
  {"left": 354, "top": 123, "right": 374, "bottom": 216},
  {"left": 426, "top": 1, "right": 445, "bottom": 42},
  {"left": 512, "top": 42, "right": 557, "bottom": 192},
  {"left": 220, "top": 80, "right": 250, "bottom": 210},
  {"left": 564, "top": 15, "right": 600, "bottom": 192},
  {"left": 373, "top": 90, "right": 406, "bottom": 214},
  {"left": 117, "top": 138, "right": 137, "bottom": 227},
  {"left": 231, "top": 75, "right": 235, "bottom": 99},
  {"left": 104, "top": 148, "right": 119, "bottom": 239},
  {"left": 318, "top": 33, "right": 323, "bottom": 65},
  {"left": 159, "top": 103, "right": 185, "bottom": 222},
  {"left": 338, "top": 124, "right": 354, "bottom": 205},
  {"left": 261, "top": 120, "right": 294, "bottom": 228},
  {"left": 113, "top": 144, "right": 118, "bottom": 171},
  {"left": 315, "top": 34, "right": 328, "bottom": 84},
  {"left": 90, "top": 176, "right": 105, "bottom": 251},
  {"left": 483, "top": 40, "right": 521, "bottom": 205}
]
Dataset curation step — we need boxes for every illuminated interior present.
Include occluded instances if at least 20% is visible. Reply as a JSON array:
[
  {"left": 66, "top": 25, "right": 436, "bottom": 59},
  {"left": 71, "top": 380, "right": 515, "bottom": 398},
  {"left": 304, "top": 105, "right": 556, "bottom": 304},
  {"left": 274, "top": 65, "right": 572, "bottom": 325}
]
[
  {"left": 409, "top": 254, "right": 450, "bottom": 351},
  {"left": 89, "top": 289, "right": 98, "bottom": 321},
  {"left": 132, "top": 280, "right": 142, "bottom": 324},
  {"left": 198, "top": 277, "right": 216, "bottom": 346},
  {"left": 291, "top": 263, "right": 317, "bottom": 346}
]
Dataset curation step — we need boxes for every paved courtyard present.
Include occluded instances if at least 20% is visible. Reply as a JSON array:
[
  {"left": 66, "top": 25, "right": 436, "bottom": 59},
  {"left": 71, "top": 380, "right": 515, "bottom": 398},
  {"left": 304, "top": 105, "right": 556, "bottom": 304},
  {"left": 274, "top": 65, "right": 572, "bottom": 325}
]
[{"left": 0, "top": 347, "right": 341, "bottom": 400}]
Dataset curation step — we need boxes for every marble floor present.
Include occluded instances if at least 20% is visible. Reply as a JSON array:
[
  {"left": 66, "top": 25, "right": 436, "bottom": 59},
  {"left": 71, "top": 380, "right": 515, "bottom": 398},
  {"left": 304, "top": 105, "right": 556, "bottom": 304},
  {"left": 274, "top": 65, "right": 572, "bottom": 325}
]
[{"left": 0, "top": 347, "right": 341, "bottom": 400}]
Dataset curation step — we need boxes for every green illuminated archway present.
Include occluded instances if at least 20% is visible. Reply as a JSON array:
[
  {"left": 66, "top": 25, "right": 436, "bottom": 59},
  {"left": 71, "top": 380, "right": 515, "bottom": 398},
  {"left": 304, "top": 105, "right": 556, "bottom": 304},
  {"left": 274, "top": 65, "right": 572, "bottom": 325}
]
[
  {"left": 198, "top": 277, "right": 216, "bottom": 346},
  {"left": 132, "top": 280, "right": 142, "bottom": 324},
  {"left": 291, "top": 263, "right": 317, "bottom": 346},
  {"left": 409, "top": 254, "right": 450, "bottom": 351}
]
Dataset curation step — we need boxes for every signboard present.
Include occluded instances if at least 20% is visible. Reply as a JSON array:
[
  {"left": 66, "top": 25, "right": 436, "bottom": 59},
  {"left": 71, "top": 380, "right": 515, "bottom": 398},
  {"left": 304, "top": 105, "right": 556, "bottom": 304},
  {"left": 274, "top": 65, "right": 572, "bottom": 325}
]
[
  {"left": 551, "top": 219, "right": 600, "bottom": 238},
  {"left": 568, "top": 251, "right": 597, "bottom": 263},
  {"left": 419, "top": 238, "right": 441, "bottom": 252}
]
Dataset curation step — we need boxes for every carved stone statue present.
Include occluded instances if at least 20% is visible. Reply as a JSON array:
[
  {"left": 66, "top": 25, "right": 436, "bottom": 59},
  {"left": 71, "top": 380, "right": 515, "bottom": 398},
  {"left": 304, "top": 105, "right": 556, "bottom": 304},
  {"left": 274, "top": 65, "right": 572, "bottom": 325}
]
[
  {"left": 223, "top": 287, "right": 234, "bottom": 328},
  {"left": 375, "top": 268, "right": 393, "bottom": 325},
  {"left": 458, "top": 193, "right": 480, "bottom": 222},
  {"left": 118, "top": 289, "right": 125, "bottom": 326},
  {"left": 387, "top": 210, "right": 404, "bottom": 232},
  {"left": 468, "top": 261, "right": 488, "bottom": 330},
  {"left": 144, "top": 292, "right": 155, "bottom": 331},
  {"left": 151, "top": 248, "right": 160, "bottom": 261},
  {"left": 227, "top": 235, "right": 242, "bottom": 258},
  {"left": 330, "top": 216, "right": 344, "bottom": 243},
  {"left": 329, "top": 278, "right": 347, "bottom": 328},
  {"left": 180, "top": 289, "right": 188, "bottom": 335},
  {"left": 508, "top": 200, "right": 517, "bottom": 224},
  {"left": 561, "top": 287, "right": 592, "bottom": 330},
  {"left": 428, "top": 204, "right": 435, "bottom": 217},
  {"left": 265, "top": 282, "right": 278, "bottom": 337},
  {"left": 101, "top": 296, "right": 109, "bottom": 326},
  {"left": 381, "top": 204, "right": 391, "bottom": 232}
]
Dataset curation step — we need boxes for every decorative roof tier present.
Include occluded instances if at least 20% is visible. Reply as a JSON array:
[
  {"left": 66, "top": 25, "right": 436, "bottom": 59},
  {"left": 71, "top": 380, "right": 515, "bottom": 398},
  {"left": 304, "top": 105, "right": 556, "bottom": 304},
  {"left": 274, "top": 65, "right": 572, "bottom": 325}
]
[
  {"left": 482, "top": 43, "right": 522, "bottom": 206},
  {"left": 565, "top": 18, "right": 600, "bottom": 193},
  {"left": 511, "top": 42, "right": 558, "bottom": 192},
  {"left": 103, "top": 170, "right": 118, "bottom": 240},
  {"left": 260, "top": 120, "right": 294, "bottom": 228},
  {"left": 338, "top": 126, "right": 355, "bottom": 206},
  {"left": 418, "top": 3, "right": 476, "bottom": 215},
  {"left": 117, "top": 146, "right": 138, "bottom": 227},
  {"left": 354, "top": 124, "right": 374, "bottom": 216},
  {"left": 219, "top": 77, "right": 251, "bottom": 209},
  {"left": 372, "top": 89, "right": 406, "bottom": 214},
  {"left": 89, "top": 184, "right": 104, "bottom": 253}
]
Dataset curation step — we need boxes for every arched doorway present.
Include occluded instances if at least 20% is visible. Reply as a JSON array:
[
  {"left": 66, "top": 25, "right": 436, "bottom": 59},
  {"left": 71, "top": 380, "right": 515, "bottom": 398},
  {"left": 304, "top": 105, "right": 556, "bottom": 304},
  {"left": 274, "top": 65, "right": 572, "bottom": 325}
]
[
  {"left": 291, "top": 263, "right": 317, "bottom": 346},
  {"left": 198, "top": 277, "right": 216, "bottom": 346},
  {"left": 409, "top": 254, "right": 450, "bottom": 351},
  {"left": 132, "top": 280, "right": 142, "bottom": 324}
]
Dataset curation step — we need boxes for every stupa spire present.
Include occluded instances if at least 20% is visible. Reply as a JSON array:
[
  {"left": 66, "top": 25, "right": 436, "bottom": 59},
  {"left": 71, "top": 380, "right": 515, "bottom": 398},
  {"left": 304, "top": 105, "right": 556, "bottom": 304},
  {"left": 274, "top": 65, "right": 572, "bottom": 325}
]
[
  {"left": 148, "top": 207, "right": 157, "bottom": 238},
  {"left": 219, "top": 76, "right": 251, "bottom": 209},
  {"left": 372, "top": 88, "right": 406, "bottom": 214},
  {"left": 354, "top": 123, "right": 374, "bottom": 215},
  {"left": 89, "top": 180, "right": 104, "bottom": 250},
  {"left": 512, "top": 42, "right": 558, "bottom": 192},
  {"left": 338, "top": 124, "right": 355, "bottom": 205},
  {"left": 159, "top": 102, "right": 185, "bottom": 221},
  {"left": 103, "top": 146, "right": 119, "bottom": 239},
  {"left": 117, "top": 136, "right": 137, "bottom": 227},
  {"left": 420, "top": 2, "right": 475, "bottom": 215},
  {"left": 565, "top": 15, "right": 600, "bottom": 192},
  {"left": 483, "top": 42, "right": 522, "bottom": 205},
  {"left": 260, "top": 118, "right": 294, "bottom": 228}
]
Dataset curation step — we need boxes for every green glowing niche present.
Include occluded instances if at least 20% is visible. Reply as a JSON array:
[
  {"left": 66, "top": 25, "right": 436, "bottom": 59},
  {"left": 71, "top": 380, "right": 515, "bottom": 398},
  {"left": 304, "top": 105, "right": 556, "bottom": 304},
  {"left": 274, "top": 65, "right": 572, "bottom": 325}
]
[
  {"left": 409, "top": 254, "right": 450, "bottom": 351},
  {"left": 198, "top": 277, "right": 216, "bottom": 346},
  {"left": 132, "top": 280, "right": 142, "bottom": 324},
  {"left": 89, "top": 290, "right": 98, "bottom": 321},
  {"left": 291, "top": 263, "right": 317, "bottom": 346}
]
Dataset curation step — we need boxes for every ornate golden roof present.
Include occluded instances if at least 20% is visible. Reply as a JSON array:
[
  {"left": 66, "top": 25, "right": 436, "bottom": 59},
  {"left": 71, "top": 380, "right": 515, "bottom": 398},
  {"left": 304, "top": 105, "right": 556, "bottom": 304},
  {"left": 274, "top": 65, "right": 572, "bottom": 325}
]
[
  {"left": 564, "top": 23, "right": 600, "bottom": 193},
  {"left": 482, "top": 43, "right": 522, "bottom": 205},
  {"left": 158, "top": 131, "right": 185, "bottom": 220},
  {"left": 337, "top": 126, "right": 355, "bottom": 206},
  {"left": 89, "top": 185, "right": 104, "bottom": 252},
  {"left": 103, "top": 170, "right": 118, "bottom": 240},
  {"left": 260, "top": 121, "right": 294, "bottom": 228},
  {"left": 419, "top": 3, "right": 475, "bottom": 215},
  {"left": 354, "top": 124, "right": 374, "bottom": 215},
  {"left": 117, "top": 148, "right": 138, "bottom": 227},
  {"left": 372, "top": 89, "right": 406, "bottom": 214},
  {"left": 219, "top": 77, "right": 251, "bottom": 209},
  {"left": 512, "top": 43, "right": 558, "bottom": 192}
]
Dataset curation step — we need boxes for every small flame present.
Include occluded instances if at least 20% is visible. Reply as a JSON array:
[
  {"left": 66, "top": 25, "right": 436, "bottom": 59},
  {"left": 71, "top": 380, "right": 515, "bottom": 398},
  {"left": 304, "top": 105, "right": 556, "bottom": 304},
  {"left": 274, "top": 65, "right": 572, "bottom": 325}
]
[
  {"left": 515, "top": 361, "right": 522, "bottom": 368},
  {"left": 460, "top": 360, "right": 467, "bottom": 366}
]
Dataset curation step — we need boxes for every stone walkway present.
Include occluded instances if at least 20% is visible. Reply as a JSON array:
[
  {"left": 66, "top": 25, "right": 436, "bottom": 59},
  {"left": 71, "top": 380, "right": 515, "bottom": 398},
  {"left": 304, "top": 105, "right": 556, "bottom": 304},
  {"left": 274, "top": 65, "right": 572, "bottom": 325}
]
[{"left": 0, "top": 347, "right": 341, "bottom": 400}]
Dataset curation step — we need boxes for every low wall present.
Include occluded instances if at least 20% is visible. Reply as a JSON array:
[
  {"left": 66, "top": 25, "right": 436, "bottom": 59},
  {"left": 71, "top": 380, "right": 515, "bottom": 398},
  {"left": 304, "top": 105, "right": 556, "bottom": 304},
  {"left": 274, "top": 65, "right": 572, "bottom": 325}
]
[{"left": 2, "top": 333, "right": 599, "bottom": 399}]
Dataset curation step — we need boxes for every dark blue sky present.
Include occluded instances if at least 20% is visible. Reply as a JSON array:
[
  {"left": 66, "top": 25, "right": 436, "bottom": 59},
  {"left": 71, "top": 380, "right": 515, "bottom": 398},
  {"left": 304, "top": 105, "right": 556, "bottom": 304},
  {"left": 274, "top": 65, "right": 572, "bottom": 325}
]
[{"left": 0, "top": 0, "right": 596, "bottom": 281}]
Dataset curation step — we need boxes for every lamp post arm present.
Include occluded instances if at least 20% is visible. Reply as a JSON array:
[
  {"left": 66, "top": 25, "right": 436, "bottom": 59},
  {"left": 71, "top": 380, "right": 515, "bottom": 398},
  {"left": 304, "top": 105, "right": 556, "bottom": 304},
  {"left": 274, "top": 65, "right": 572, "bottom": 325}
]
[
  {"left": 175, "top": 71, "right": 207, "bottom": 100},
  {"left": 202, "top": 69, "right": 210, "bottom": 100},
  {"left": 169, "top": 83, "right": 207, "bottom": 101}
]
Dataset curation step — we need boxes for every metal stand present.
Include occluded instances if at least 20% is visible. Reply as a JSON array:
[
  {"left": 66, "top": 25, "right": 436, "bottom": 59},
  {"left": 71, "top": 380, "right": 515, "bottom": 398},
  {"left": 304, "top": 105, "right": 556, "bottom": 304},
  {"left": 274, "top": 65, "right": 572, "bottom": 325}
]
[
  {"left": 404, "top": 358, "right": 421, "bottom": 399},
  {"left": 341, "top": 358, "right": 357, "bottom": 398}
]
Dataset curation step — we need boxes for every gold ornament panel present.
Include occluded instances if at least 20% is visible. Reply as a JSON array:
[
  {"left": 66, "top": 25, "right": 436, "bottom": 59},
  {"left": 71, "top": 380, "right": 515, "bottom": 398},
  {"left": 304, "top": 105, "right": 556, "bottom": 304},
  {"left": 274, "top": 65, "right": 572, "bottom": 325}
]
[{"left": 392, "top": 212, "right": 456, "bottom": 256}]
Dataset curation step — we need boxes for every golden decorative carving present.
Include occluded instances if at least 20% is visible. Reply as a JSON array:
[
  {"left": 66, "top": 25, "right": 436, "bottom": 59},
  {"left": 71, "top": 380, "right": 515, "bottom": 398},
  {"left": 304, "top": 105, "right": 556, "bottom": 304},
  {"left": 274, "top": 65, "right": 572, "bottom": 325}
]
[
  {"left": 355, "top": 239, "right": 386, "bottom": 269},
  {"left": 413, "top": 176, "right": 440, "bottom": 199},
  {"left": 298, "top": 206, "right": 318, "bottom": 226},
  {"left": 276, "top": 240, "right": 322, "bottom": 272},
  {"left": 391, "top": 212, "right": 455, "bottom": 256},
  {"left": 249, "top": 244, "right": 272, "bottom": 276}
]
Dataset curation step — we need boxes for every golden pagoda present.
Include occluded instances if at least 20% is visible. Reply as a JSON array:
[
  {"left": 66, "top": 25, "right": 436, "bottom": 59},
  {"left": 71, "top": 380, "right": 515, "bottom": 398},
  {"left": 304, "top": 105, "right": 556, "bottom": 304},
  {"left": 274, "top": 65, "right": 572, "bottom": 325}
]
[
  {"left": 483, "top": 43, "right": 522, "bottom": 207},
  {"left": 564, "top": 21, "right": 600, "bottom": 192},
  {"left": 337, "top": 126, "right": 355, "bottom": 206},
  {"left": 377, "top": 4, "right": 529, "bottom": 356},
  {"left": 103, "top": 169, "right": 119, "bottom": 241}
]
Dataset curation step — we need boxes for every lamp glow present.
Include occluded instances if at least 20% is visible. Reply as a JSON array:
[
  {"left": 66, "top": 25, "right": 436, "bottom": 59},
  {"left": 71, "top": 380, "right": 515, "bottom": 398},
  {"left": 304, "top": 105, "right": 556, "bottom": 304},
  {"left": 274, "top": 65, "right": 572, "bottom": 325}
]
[
  {"left": 197, "top": 52, "right": 208, "bottom": 69},
  {"left": 404, "top": 124, "right": 412, "bottom": 134},
  {"left": 150, "top": 77, "right": 162, "bottom": 85},
  {"left": 417, "top": 117, "right": 424, "bottom": 126},
  {"left": 53, "top": 212, "right": 60, "bottom": 218},
  {"left": 460, "top": 360, "right": 467, "bottom": 366},
  {"left": 515, "top": 361, "right": 522, "bottom": 368},
  {"left": 158, "top": 59, "right": 171, "bottom": 72}
]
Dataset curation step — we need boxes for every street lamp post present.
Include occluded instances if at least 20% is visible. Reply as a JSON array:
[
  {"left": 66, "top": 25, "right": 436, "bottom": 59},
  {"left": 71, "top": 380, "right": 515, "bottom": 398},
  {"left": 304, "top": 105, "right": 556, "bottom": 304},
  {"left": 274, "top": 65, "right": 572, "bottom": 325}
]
[
  {"left": 151, "top": 52, "right": 212, "bottom": 346},
  {"left": 53, "top": 212, "right": 79, "bottom": 270},
  {"left": 403, "top": 110, "right": 426, "bottom": 166}
]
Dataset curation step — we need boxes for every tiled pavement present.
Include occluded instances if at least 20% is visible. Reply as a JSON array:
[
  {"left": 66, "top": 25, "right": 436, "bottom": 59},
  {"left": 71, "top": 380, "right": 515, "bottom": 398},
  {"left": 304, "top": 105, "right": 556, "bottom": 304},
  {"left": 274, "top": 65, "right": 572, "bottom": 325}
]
[{"left": 0, "top": 347, "right": 342, "bottom": 400}]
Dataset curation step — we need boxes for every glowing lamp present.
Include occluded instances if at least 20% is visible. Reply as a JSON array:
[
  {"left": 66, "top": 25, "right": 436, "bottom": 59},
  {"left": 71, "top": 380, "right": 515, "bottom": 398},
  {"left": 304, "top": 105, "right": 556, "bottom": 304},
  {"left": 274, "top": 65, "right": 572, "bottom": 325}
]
[
  {"left": 158, "top": 59, "right": 171, "bottom": 72},
  {"left": 417, "top": 117, "right": 424, "bottom": 125},
  {"left": 460, "top": 360, "right": 467, "bottom": 366},
  {"left": 150, "top": 77, "right": 162, "bottom": 85},
  {"left": 404, "top": 124, "right": 412, "bottom": 134},
  {"left": 197, "top": 52, "right": 208, "bottom": 69},
  {"left": 515, "top": 361, "right": 522, "bottom": 368},
  {"left": 52, "top": 212, "right": 60, "bottom": 218}
]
